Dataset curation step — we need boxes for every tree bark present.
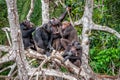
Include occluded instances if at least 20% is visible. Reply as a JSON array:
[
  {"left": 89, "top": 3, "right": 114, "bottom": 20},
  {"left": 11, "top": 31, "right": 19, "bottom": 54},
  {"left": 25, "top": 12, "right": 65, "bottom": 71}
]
[
  {"left": 26, "top": 0, "right": 34, "bottom": 21},
  {"left": 41, "top": 0, "right": 49, "bottom": 24},
  {"left": 5, "top": 0, "right": 29, "bottom": 80}
]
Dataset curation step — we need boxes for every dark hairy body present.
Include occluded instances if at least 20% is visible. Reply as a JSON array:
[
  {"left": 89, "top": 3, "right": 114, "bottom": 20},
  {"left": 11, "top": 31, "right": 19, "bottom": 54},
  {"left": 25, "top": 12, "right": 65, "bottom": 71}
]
[
  {"left": 20, "top": 20, "right": 36, "bottom": 50},
  {"left": 62, "top": 41, "right": 82, "bottom": 67}
]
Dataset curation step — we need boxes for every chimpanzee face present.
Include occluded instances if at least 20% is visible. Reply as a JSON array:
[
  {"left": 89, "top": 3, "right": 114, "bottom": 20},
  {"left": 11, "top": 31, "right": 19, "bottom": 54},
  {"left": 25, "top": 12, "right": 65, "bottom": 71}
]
[
  {"left": 23, "top": 20, "right": 34, "bottom": 29},
  {"left": 42, "top": 23, "right": 52, "bottom": 33},
  {"left": 72, "top": 41, "right": 82, "bottom": 50},
  {"left": 50, "top": 18, "right": 61, "bottom": 26}
]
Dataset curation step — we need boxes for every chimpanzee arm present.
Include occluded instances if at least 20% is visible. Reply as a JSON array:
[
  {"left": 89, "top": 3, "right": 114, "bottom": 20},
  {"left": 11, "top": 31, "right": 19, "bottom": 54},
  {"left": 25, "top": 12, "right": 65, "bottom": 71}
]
[
  {"left": 62, "top": 26, "right": 74, "bottom": 38},
  {"left": 52, "top": 33, "right": 61, "bottom": 39},
  {"left": 63, "top": 51, "right": 73, "bottom": 62},
  {"left": 58, "top": 11, "right": 67, "bottom": 22},
  {"left": 22, "top": 28, "right": 35, "bottom": 38},
  {"left": 69, "top": 56, "right": 80, "bottom": 60},
  {"left": 47, "top": 34, "right": 53, "bottom": 50},
  {"left": 63, "top": 31, "right": 70, "bottom": 38},
  {"left": 63, "top": 55, "right": 71, "bottom": 62}
]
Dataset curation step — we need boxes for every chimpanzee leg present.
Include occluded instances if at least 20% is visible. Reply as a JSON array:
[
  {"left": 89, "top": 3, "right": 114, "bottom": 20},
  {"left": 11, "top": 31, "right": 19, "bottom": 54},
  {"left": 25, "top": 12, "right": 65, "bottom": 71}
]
[
  {"left": 52, "top": 39, "right": 61, "bottom": 50},
  {"left": 73, "top": 60, "right": 81, "bottom": 67},
  {"left": 23, "top": 38, "right": 32, "bottom": 49},
  {"left": 60, "top": 38, "right": 70, "bottom": 49}
]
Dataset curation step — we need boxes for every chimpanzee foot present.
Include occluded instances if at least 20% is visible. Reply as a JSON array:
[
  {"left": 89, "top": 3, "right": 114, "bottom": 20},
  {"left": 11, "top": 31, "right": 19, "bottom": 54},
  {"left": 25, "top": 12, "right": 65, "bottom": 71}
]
[
  {"left": 49, "top": 47, "right": 55, "bottom": 53},
  {"left": 46, "top": 52, "right": 51, "bottom": 57}
]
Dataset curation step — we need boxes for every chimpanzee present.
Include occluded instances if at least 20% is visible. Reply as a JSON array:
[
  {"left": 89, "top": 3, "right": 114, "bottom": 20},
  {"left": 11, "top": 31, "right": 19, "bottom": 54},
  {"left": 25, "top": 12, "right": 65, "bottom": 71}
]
[
  {"left": 33, "top": 22, "right": 53, "bottom": 55},
  {"left": 51, "top": 7, "right": 72, "bottom": 50},
  {"left": 20, "top": 20, "right": 36, "bottom": 50},
  {"left": 60, "top": 21, "right": 79, "bottom": 50},
  {"left": 62, "top": 41, "right": 82, "bottom": 67},
  {"left": 33, "top": 7, "right": 71, "bottom": 55}
]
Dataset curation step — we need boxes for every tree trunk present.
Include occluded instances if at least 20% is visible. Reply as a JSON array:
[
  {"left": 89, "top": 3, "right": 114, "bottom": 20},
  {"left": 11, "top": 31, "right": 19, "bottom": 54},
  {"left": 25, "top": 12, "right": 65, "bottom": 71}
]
[
  {"left": 41, "top": 0, "right": 49, "bottom": 24},
  {"left": 80, "top": 0, "right": 96, "bottom": 79},
  {"left": 5, "top": 0, "right": 29, "bottom": 80}
]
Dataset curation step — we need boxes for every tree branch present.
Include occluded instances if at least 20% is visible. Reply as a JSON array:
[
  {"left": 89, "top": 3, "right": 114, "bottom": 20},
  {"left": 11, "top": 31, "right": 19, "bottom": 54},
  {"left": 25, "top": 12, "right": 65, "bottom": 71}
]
[
  {"left": 74, "top": 20, "right": 120, "bottom": 39},
  {"left": 26, "top": 0, "right": 34, "bottom": 21},
  {"left": 74, "top": 18, "right": 83, "bottom": 26},
  {"left": 25, "top": 49, "right": 46, "bottom": 60},
  {"left": 0, "top": 45, "right": 10, "bottom": 52},
  {"left": 92, "top": 23, "right": 120, "bottom": 39},
  {"left": 2, "top": 27, "right": 12, "bottom": 46},
  {"left": 0, "top": 50, "right": 15, "bottom": 64},
  {"left": 8, "top": 63, "right": 16, "bottom": 76},
  {"left": 28, "top": 68, "right": 78, "bottom": 80}
]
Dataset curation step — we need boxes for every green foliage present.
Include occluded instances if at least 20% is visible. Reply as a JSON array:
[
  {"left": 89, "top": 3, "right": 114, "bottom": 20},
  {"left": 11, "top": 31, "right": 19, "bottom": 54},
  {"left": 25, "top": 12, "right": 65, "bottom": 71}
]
[
  {"left": 90, "top": 48, "right": 120, "bottom": 75},
  {"left": 60, "top": 66, "right": 68, "bottom": 73},
  {"left": 90, "top": 31, "right": 120, "bottom": 48},
  {"left": 30, "top": 60, "right": 39, "bottom": 67},
  {"left": 0, "top": 0, "right": 8, "bottom": 44},
  {"left": 65, "top": 0, "right": 84, "bottom": 21},
  {"left": 0, "top": 61, "right": 14, "bottom": 75},
  {"left": 17, "top": 0, "right": 42, "bottom": 25},
  {"left": 89, "top": 0, "right": 120, "bottom": 75},
  {"left": 31, "top": 0, "right": 42, "bottom": 25},
  {"left": 17, "top": 0, "right": 30, "bottom": 22}
]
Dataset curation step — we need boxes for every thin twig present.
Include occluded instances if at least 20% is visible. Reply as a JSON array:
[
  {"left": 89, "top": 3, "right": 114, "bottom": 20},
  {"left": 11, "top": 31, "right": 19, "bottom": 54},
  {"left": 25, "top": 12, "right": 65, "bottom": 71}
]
[
  {"left": 26, "top": 0, "right": 34, "bottom": 21},
  {"left": 2, "top": 27, "right": 12, "bottom": 46}
]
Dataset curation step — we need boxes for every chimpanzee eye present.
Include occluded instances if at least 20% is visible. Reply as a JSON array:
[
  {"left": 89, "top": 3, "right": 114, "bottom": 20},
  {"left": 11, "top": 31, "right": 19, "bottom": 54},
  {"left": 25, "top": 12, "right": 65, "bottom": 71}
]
[{"left": 78, "top": 43, "right": 80, "bottom": 45}]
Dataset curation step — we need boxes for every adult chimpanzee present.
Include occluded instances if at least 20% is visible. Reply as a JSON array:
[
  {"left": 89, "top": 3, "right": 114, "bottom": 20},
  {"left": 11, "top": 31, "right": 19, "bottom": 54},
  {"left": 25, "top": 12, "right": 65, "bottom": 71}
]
[
  {"left": 51, "top": 7, "right": 73, "bottom": 50},
  {"left": 60, "top": 21, "right": 79, "bottom": 50},
  {"left": 20, "top": 20, "right": 36, "bottom": 50},
  {"left": 33, "top": 23, "right": 53, "bottom": 55},
  {"left": 62, "top": 41, "right": 82, "bottom": 67},
  {"left": 33, "top": 7, "right": 71, "bottom": 55}
]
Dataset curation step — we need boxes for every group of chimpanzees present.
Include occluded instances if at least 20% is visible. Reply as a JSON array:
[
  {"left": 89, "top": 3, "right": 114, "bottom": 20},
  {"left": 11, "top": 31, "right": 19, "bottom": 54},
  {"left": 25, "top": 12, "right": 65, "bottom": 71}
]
[{"left": 20, "top": 7, "right": 82, "bottom": 67}]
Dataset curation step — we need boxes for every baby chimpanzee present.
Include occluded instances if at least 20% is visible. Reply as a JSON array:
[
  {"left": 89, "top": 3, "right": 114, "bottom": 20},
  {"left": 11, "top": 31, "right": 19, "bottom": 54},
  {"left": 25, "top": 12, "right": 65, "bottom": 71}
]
[{"left": 62, "top": 41, "right": 82, "bottom": 67}]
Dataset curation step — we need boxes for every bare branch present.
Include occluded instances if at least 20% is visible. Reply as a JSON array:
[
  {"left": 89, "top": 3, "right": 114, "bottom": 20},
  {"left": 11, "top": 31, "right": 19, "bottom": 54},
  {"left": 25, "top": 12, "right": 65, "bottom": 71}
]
[
  {"left": 2, "top": 27, "right": 10, "bottom": 32},
  {"left": 0, "top": 63, "right": 16, "bottom": 77},
  {"left": 29, "top": 68, "right": 78, "bottom": 80},
  {"left": 0, "top": 45, "right": 46, "bottom": 63},
  {"left": 0, "top": 45, "right": 10, "bottom": 52},
  {"left": 92, "top": 23, "right": 120, "bottom": 39},
  {"left": 25, "top": 49, "right": 46, "bottom": 60},
  {"left": 0, "top": 75, "right": 14, "bottom": 80},
  {"left": 58, "top": 0, "right": 66, "bottom": 8},
  {"left": 8, "top": 63, "right": 16, "bottom": 76},
  {"left": 26, "top": 0, "right": 34, "bottom": 21},
  {"left": 74, "top": 18, "right": 83, "bottom": 26},
  {"left": 2, "top": 27, "right": 12, "bottom": 46},
  {"left": 0, "top": 50, "right": 15, "bottom": 64}
]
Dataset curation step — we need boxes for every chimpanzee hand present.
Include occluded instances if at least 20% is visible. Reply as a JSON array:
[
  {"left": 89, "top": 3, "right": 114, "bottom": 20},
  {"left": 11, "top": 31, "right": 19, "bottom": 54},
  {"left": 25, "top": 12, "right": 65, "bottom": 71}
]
[
  {"left": 66, "top": 6, "right": 71, "bottom": 12},
  {"left": 47, "top": 44, "right": 54, "bottom": 52},
  {"left": 63, "top": 51, "right": 73, "bottom": 62}
]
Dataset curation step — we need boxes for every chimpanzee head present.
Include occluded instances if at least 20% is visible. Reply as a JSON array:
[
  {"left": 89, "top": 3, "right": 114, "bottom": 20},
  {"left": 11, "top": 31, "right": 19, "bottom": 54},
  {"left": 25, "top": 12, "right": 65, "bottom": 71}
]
[
  {"left": 71, "top": 41, "right": 82, "bottom": 50},
  {"left": 22, "top": 20, "right": 34, "bottom": 29},
  {"left": 42, "top": 23, "right": 52, "bottom": 33},
  {"left": 50, "top": 18, "right": 62, "bottom": 27},
  {"left": 62, "top": 21, "right": 71, "bottom": 30}
]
